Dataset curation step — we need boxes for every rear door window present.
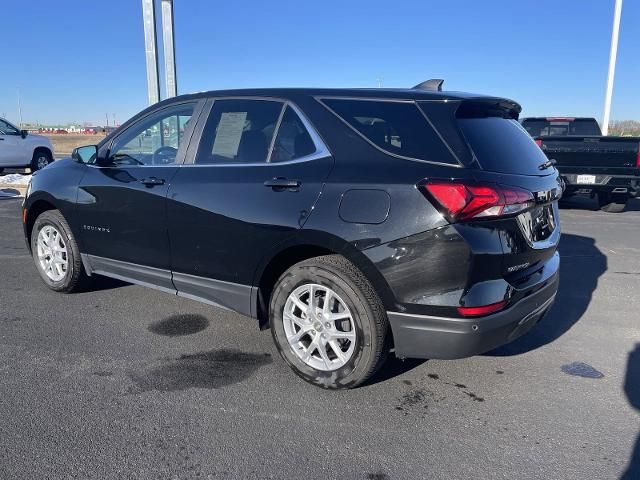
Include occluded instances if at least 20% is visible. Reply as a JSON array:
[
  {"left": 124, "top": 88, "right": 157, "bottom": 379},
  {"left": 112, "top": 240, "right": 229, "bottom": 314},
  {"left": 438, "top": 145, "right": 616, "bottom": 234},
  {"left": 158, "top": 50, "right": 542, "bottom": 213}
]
[
  {"left": 458, "top": 118, "right": 551, "bottom": 176},
  {"left": 196, "top": 99, "right": 284, "bottom": 164},
  {"left": 320, "top": 98, "right": 458, "bottom": 165}
]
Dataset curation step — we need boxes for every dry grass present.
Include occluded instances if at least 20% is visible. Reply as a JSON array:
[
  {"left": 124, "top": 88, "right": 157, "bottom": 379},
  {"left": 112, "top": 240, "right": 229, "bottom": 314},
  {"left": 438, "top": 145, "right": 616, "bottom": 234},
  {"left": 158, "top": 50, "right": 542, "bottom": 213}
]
[{"left": 45, "top": 134, "right": 106, "bottom": 157}]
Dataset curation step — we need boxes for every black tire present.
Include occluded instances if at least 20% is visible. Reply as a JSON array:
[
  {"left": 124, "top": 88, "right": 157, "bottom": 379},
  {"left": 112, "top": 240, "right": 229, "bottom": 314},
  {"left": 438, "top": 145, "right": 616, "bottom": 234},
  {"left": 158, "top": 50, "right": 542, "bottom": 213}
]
[
  {"left": 31, "top": 149, "right": 52, "bottom": 172},
  {"left": 598, "top": 192, "right": 627, "bottom": 213},
  {"left": 31, "top": 210, "right": 89, "bottom": 292},
  {"left": 270, "top": 254, "right": 389, "bottom": 389}
]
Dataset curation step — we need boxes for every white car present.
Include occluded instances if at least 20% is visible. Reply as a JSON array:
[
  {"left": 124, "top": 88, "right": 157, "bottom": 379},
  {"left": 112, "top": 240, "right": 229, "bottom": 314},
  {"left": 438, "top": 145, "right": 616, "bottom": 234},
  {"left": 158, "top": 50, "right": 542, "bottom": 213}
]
[{"left": 0, "top": 118, "right": 54, "bottom": 173}]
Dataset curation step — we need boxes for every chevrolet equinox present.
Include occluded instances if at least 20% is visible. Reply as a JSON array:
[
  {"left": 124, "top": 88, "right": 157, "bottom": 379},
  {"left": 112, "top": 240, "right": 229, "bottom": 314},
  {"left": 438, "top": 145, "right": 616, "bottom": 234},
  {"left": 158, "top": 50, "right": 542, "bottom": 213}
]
[{"left": 23, "top": 83, "right": 562, "bottom": 389}]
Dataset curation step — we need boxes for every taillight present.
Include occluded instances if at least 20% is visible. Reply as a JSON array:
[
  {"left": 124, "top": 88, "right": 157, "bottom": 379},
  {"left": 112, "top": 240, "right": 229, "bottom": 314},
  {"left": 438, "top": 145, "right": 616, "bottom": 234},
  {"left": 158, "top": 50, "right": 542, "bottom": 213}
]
[
  {"left": 458, "top": 300, "right": 507, "bottom": 317},
  {"left": 419, "top": 180, "right": 534, "bottom": 222},
  {"left": 534, "top": 139, "right": 543, "bottom": 148},
  {"left": 636, "top": 144, "right": 640, "bottom": 168}
]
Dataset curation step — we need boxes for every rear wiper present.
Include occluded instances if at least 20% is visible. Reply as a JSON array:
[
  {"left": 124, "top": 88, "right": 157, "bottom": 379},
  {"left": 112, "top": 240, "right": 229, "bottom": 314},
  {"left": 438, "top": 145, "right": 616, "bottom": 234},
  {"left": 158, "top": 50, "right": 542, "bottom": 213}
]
[{"left": 538, "top": 158, "right": 556, "bottom": 171}]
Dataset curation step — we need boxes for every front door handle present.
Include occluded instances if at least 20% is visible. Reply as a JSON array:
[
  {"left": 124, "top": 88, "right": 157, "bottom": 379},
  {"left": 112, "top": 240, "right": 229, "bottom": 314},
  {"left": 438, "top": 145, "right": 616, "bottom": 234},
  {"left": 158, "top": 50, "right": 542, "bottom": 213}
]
[
  {"left": 263, "top": 177, "right": 301, "bottom": 190},
  {"left": 140, "top": 177, "right": 165, "bottom": 187}
]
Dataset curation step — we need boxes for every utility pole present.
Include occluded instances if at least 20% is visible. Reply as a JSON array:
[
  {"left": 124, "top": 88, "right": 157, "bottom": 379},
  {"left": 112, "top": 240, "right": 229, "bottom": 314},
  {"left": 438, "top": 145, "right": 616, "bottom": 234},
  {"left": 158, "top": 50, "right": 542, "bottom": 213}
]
[
  {"left": 602, "top": 0, "right": 623, "bottom": 135},
  {"left": 17, "top": 90, "right": 23, "bottom": 127},
  {"left": 105, "top": 113, "right": 109, "bottom": 127},
  {"left": 142, "top": 0, "right": 161, "bottom": 105},
  {"left": 161, "top": 0, "right": 177, "bottom": 98}
]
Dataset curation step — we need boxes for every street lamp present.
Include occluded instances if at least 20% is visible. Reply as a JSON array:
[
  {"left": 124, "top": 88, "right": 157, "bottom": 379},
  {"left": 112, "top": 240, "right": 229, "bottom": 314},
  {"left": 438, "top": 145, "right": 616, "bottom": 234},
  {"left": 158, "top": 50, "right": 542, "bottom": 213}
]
[{"left": 602, "top": 0, "right": 623, "bottom": 135}]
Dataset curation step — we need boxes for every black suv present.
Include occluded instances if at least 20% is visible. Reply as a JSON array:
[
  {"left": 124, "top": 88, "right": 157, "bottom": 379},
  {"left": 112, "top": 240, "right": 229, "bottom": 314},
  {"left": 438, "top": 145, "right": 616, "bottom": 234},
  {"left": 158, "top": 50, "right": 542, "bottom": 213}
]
[{"left": 23, "top": 85, "right": 562, "bottom": 389}]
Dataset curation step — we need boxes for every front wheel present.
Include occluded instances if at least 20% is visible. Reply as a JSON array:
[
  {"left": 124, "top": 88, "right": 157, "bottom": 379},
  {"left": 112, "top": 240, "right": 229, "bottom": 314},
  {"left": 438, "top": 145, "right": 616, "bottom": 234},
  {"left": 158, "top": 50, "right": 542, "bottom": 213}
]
[
  {"left": 31, "top": 149, "right": 52, "bottom": 171},
  {"left": 31, "top": 210, "right": 89, "bottom": 292},
  {"left": 270, "top": 255, "right": 389, "bottom": 389},
  {"left": 598, "top": 192, "right": 627, "bottom": 213}
]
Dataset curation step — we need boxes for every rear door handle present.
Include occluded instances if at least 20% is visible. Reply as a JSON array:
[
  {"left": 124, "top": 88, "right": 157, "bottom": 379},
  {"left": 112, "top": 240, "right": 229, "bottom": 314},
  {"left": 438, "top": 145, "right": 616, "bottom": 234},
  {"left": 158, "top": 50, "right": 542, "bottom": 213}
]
[
  {"left": 263, "top": 177, "right": 301, "bottom": 190},
  {"left": 140, "top": 177, "right": 165, "bottom": 186}
]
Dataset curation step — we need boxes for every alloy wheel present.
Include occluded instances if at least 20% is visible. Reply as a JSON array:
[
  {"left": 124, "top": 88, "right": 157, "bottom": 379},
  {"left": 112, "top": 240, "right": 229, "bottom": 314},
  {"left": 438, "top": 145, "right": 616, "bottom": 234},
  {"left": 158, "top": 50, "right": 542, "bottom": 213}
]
[
  {"left": 283, "top": 283, "right": 357, "bottom": 371},
  {"left": 36, "top": 225, "right": 68, "bottom": 282}
]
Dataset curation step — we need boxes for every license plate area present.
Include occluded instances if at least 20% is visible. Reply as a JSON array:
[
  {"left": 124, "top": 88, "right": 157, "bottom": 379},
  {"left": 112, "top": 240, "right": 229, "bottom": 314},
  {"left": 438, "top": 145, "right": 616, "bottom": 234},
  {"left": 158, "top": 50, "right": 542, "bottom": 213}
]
[{"left": 577, "top": 174, "right": 596, "bottom": 184}]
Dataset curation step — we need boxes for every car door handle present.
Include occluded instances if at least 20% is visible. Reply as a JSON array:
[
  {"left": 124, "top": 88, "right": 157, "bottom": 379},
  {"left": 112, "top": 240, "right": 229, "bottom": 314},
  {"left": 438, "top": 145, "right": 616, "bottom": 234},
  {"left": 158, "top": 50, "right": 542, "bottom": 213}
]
[
  {"left": 140, "top": 177, "right": 165, "bottom": 186},
  {"left": 0, "top": 138, "right": 4, "bottom": 141},
  {"left": 263, "top": 177, "right": 301, "bottom": 190}
]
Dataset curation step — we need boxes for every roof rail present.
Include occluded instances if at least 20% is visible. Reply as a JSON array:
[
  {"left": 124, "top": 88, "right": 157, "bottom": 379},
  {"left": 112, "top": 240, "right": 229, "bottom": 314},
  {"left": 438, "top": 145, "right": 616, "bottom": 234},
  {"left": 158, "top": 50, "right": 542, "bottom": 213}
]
[{"left": 412, "top": 79, "right": 444, "bottom": 92}]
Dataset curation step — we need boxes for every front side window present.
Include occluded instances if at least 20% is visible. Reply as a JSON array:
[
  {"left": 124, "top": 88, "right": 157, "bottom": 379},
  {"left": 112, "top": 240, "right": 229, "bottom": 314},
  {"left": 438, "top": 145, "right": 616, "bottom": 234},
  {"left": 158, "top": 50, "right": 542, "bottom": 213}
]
[
  {"left": 320, "top": 98, "right": 458, "bottom": 164},
  {"left": 0, "top": 119, "right": 20, "bottom": 135},
  {"left": 196, "top": 99, "right": 284, "bottom": 165},
  {"left": 107, "top": 103, "right": 195, "bottom": 166}
]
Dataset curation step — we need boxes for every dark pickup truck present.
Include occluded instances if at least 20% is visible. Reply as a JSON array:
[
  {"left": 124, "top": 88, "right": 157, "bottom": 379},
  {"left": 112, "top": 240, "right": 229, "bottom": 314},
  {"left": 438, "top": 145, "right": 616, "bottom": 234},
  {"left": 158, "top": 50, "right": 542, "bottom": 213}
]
[{"left": 521, "top": 117, "right": 640, "bottom": 212}]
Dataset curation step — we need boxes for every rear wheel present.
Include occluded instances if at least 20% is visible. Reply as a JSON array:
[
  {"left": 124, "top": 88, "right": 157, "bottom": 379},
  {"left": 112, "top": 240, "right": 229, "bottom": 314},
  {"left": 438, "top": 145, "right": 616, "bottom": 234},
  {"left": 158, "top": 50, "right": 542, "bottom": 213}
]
[
  {"left": 269, "top": 255, "right": 389, "bottom": 389},
  {"left": 598, "top": 192, "right": 627, "bottom": 213},
  {"left": 31, "top": 210, "right": 89, "bottom": 292},
  {"left": 31, "top": 149, "right": 52, "bottom": 171}
]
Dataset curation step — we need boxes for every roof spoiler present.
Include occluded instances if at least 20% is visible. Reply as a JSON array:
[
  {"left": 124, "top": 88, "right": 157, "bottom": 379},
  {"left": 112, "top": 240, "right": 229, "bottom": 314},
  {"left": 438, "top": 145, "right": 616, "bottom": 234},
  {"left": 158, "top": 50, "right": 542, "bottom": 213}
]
[{"left": 412, "top": 79, "right": 444, "bottom": 91}]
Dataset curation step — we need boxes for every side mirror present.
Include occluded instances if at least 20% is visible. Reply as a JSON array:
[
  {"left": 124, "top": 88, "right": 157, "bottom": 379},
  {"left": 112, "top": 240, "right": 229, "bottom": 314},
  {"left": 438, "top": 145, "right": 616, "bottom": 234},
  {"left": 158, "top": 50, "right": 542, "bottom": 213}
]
[
  {"left": 72, "top": 145, "right": 98, "bottom": 164},
  {"left": 20, "top": 130, "right": 28, "bottom": 139}
]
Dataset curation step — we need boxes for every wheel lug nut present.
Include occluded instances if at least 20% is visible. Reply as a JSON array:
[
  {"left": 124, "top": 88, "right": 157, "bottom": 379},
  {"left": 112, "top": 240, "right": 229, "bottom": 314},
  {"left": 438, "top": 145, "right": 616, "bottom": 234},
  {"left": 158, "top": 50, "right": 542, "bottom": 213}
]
[
  {"left": 322, "top": 333, "right": 327, "bottom": 339},
  {"left": 325, "top": 322, "right": 330, "bottom": 328}
]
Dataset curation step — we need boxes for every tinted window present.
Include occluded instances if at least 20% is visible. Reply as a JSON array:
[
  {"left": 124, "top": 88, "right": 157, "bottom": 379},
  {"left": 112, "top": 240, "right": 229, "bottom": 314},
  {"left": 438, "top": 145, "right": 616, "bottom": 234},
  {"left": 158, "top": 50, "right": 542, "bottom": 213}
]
[
  {"left": 522, "top": 119, "right": 601, "bottom": 137},
  {"left": 108, "top": 103, "right": 195, "bottom": 166},
  {"left": 196, "top": 99, "right": 284, "bottom": 165},
  {"left": 0, "top": 119, "right": 20, "bottom": 135},
  {"left": 270, "top": 107, "right": 316, "bottom": 162},
  {"left": 458, "top": 118, "right": 551, "bottom": 175},
  {"left": 322, "top": 99, "right": 458, "bottom": 164}
]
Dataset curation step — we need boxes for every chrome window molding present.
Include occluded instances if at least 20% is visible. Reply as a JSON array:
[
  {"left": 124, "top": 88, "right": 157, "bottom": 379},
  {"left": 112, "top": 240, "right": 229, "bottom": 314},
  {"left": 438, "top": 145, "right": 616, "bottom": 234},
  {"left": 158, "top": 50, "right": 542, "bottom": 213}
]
[
  {"left": 315, "top": 96, "right": 464, "bottom": 168},
  {"left": 182, "top": 96, "right": 332, "bottom": 167},
  {"left": 97, "top": 99, "right": 206, "bottom": 168}
]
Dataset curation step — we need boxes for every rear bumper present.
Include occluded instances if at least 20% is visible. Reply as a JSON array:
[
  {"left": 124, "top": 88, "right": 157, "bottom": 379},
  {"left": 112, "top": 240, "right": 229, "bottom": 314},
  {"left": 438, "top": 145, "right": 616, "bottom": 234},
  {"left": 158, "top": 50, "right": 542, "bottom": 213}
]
[
  {"left": 561, "top": 173, "right": 639, "bottom": 197},
  {"left": 387, "top": 271, "right": 559, "bottom": 360}
]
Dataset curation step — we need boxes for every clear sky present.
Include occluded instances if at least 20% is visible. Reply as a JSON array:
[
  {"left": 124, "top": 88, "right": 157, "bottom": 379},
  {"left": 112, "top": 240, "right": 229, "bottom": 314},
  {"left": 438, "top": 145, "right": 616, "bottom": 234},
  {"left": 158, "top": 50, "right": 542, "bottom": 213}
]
[{"left": 1, "top": 0, "right": 638, "bottom": 126}]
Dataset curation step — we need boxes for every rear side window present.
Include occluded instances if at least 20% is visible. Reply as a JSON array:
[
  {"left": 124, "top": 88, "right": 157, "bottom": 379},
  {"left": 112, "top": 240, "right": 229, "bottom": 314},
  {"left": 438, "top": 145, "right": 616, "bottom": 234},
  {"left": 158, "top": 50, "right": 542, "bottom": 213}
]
[
  {"left": 270, "top": 106, "right": 316, "bottom": 162},
  {"left": 458, "top": 118, "right": 550, "bottom": 175},
  {"left": 196, "top": 99, "right": 283, "bottom": 164},
  {"left": 321, "top": 99, "right": 458, "bottom": 165}
]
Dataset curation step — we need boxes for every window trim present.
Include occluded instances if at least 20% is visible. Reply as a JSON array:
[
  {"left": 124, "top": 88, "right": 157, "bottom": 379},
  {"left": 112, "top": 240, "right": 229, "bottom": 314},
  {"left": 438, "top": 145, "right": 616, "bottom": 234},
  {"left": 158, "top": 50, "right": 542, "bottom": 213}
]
[
  {"left": 316, "top": 96, "right": 464, "bottom": 168},
  {"left": 93, "top": 99, "right": 205, "bottom": 168},
  {"left": 183, "top": 96, "right": 332, "bottom": 167}
]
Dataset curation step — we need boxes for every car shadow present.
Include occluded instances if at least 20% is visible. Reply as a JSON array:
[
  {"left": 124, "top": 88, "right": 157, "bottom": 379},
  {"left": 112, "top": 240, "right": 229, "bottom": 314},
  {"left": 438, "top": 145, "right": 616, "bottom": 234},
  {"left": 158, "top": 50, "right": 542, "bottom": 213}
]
[
  {"left": 88, "top": 275, "right": 129, "bottom": 292},
  {"left": 366, "top": 357, "right": 427, "bottom": 386},
  {"left": 622, "top": 344, "right": 640, "bottom": 479},
  {"left": 486, "top": 233, "right": 607, "bottom": 356}
]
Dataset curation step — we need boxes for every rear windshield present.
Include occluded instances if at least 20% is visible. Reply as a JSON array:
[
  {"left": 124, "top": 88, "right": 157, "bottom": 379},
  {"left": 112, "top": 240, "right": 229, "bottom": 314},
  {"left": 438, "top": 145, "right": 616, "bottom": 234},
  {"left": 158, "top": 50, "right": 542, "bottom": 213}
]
[
  {"left": 321, "top": 98, "right": 458, "bottom": 165},
  {"left": 458, "top": 118, "right": 551, "bottom": 175},
  {"left": 522, "top": 119, "right": 601, "bottom": 137}
]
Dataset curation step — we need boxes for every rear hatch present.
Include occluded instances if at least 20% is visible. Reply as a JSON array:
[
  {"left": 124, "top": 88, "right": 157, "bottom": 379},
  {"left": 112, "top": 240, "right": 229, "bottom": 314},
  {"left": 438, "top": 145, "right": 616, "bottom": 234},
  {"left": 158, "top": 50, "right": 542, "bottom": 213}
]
[{"left": 420, "top": 99, "right": 562, "bottom": 280}]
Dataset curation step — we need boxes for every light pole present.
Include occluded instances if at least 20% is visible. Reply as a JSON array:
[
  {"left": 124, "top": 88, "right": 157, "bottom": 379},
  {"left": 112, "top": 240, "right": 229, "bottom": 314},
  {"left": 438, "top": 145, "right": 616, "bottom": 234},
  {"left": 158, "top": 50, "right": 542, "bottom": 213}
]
[
  {"left": 142, "top": 0, "right": 160, "bottom": 105},
  {"left": 602, "top": 0, "right": 623, "bottom": 135},
  {"left": 161, "top": 0, "right": 177, "bottom": 98}
]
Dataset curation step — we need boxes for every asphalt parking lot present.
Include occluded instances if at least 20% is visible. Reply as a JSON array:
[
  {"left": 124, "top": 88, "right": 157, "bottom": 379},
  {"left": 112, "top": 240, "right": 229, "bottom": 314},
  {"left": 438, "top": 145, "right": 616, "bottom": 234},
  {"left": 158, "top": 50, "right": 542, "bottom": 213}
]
[{"left": 0, "top": 196, "right": 638, "bottom": 479}]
